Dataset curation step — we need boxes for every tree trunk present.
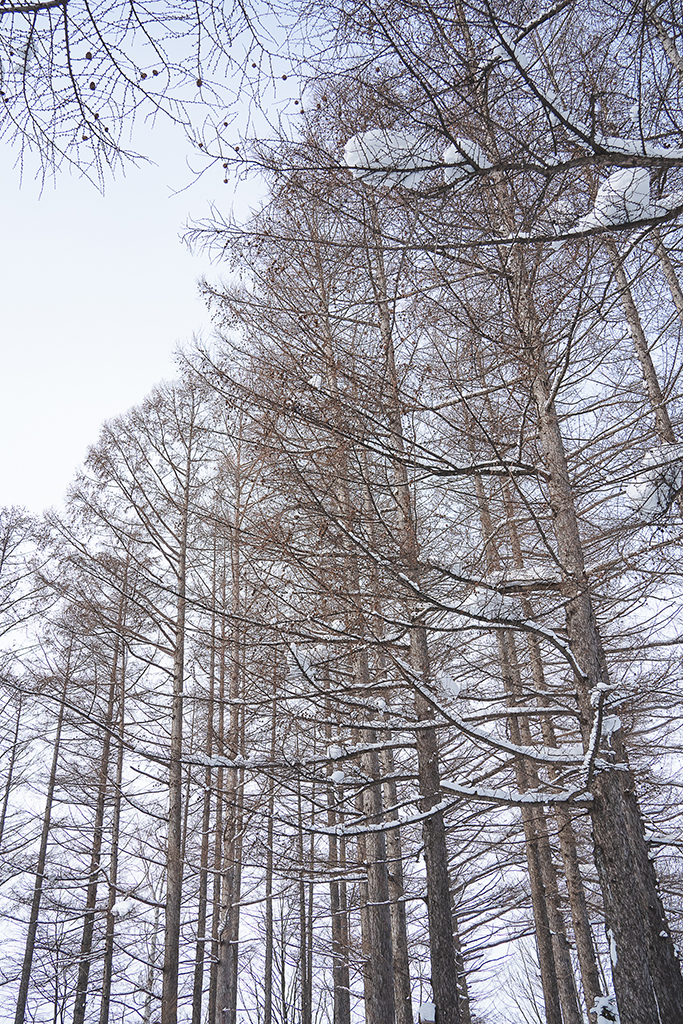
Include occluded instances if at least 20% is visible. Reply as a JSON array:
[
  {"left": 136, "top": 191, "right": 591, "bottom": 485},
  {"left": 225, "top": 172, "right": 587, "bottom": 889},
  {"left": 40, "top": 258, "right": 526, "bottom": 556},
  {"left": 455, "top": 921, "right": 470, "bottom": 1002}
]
[
  {"left": 605, "top": 237, "right": 676, "bottom": 444},
  {"left": 653, "top": 230, "right": 683, "bottom": 326},
  {"left": 192, "top": 561, "right": 217, "bottom": 1024},
  {"left": 14, "top": 650, "right": 70, "bottom": 1024},
  {"left": 380, "top": 746, "right": 413, "bottom": 1024},
  {"left": 523, "top": 283, "right": 683, "bottom": 1023},
  {"left": 209, "top": 573, "right": 227, "bottom": 1024},
  {"left": 298, "top": 779, "right": 312, "bottom": 1024},
  {"left": 73, "top": 594, "right": 125, "bottom": 1024},
  {"left": 0, "top": 694, "right": 22, "bottom": 853},
  {"left": 99, "top": 640, "right": 126, "bottom": 1024},
  {"left": 502, "top": 481, "right": 602, "bottom": 1020},
  {"left": 161, "top": 457, "right": 192, "bottom": 1024},
  {"left": 264, "top": 682, "right": 278, "bottom": 1024},
  {"left": 366, "top": 191, "right": 460, "bottom": 1024}
]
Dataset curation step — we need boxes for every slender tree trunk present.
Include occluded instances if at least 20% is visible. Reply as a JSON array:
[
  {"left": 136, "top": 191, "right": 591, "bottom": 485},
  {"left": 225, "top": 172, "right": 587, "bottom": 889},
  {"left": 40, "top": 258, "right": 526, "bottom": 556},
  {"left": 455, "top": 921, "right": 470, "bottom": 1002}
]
[
  {"left": 380, "top": 746, "right": 413, "bottom": 1024},
  {"left": 605, "top": 237, "right": 676, "bottom": 443},
  {"left": 0, "top": 694, "right": 22, "bottom": 853},
  {"left": 209, "top": 573, "right": 227, "bottom": 1024},
  {"left": 522, "top": 280, "right": 683, "bottom": 1023},
  {"left": 14, "top": 651, "right": 71, "bottom": 1024},
  {"left": 473, "top": 472, "right": 565, "bottom": 1024},
  {"left": 502, "top": 481, "right": 601, "bottom": 1019},
  {"left": 73, "top": 590, "right": 126, "bottom": 1024},
  {"left": 359, "top": 729, "right": 395, "bottom": 1024},
  {"left": 192, "top": 562, "right": 217, "bottom": 1024},
  {"left": 143, "top": 904, "right": 161, "bottom": 1024},
  {"left": 644, "top": 0, "right": 683, "bottom": 78},
  {"left": 365, "top": 193, "right": 460, "bottom": 1024},
  {"left": 161, "top": 455, "right": 192, "bottom": 1024},
  {"left": 215, "top": 458, "right": 248, "bottom": 1024},
  {"left": 264, "top": 681, "right": 278, "bottom": 1024},
  {"left": 99, "top": 642, "right": 126, "bottom": 1024},
  {"left": 216, "top": 509, "right": 245, "bottom": 1024},
  {"left": 309, "top": 247, "right": 396, "bottom": 1024},
  {"left": 450, "top": 912, "right": 471, "bottom": 1024},
  {"left": 298, "top": 777, "right": 312, "bottom": 1024},
  {"left": 653, "top": 230, "right": 683, "bottom": 325}
]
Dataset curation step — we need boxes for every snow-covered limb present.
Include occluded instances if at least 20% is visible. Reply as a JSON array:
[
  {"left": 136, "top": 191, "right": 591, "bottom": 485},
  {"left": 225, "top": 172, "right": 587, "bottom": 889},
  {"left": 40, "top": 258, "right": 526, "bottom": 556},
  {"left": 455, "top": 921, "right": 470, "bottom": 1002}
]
[
  {"left": 626, "top": 443, "right": 683, "bottom": 519},
  {"left": 343, "top": 129, "right": 434, "bottom": 189},
  {"left": 312, "top": 794, "right": 460, "bottom": 838},
  {"left": 394, "top": 657, "right": 586, "bottom": 767},
  {"left": 441, "top": 779, "right": 592, "bottom": 807},
  {"left": 443, "top": 138, "right": 491, "bottom": 187},
  {"left": 575, "top": 167, "right": 683, "bottom": 232}
]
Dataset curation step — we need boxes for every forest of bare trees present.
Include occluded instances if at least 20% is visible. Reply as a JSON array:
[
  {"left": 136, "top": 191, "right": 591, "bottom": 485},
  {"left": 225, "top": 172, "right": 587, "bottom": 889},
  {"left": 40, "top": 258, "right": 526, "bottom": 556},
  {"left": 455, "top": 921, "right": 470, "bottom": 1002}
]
[{"left": 3, "top": 2, "right": 683, "bottom": 1023}]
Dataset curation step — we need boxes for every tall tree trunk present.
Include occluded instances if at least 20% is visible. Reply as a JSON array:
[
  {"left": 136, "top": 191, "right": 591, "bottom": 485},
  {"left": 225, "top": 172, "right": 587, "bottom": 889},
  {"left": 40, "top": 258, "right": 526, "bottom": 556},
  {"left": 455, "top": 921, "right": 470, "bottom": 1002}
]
[
  {"left": 209, "top": 572, "right": 227, "bottom": 1024},
  {"left": 73, "top": 588, "right": 126, "bottom": 1024},
  {"left": 99, "top": 641, "right": 126, "bottom": 1024},
  {"left": 365, "top": 192, "right": 460, "bottom": 1024},
  {"left": 605, "top": 237, "right": 676, "bottom": 443},
  {"left": 502, "top": 481, "right": 601, "bottom": 1019},
  {"left": 380, "top": 746, "right": 413, "bottom": 1024},
  {"left": 521, "top": 278, "right": 683, "bottom": 1023},
  {"left": 326, "top": 693, "right": 352, "bottom": 1024},
  {"left": 264, "top": 679, "right": 278, "bottom": 1024},
  {"left": 192, "top": 564, "right": 217, "bottom": 1024},
  {"left": 0, "top": 693, "right": 22, "bottom": 853},
  {"left": 298, "top": 776, "right": 312, "bottom": 1024},
  {"left": 358, "top": 727, "right": 395, "bottom": 1024},
  {"left": 310, "top": 243, "right": 396, "bottom": 1024},
  {"left": 216, "top": 505, "right": 245, "bottom": 1024},
  {"left": 14, "top": 649, "right": 71, "bottom": 1024},
  {"left": 161, "top": 454, "right": 192, "bottom": 1024},
  {"left": 473, "top": 472, "right": 566, "bottom": 1024}
]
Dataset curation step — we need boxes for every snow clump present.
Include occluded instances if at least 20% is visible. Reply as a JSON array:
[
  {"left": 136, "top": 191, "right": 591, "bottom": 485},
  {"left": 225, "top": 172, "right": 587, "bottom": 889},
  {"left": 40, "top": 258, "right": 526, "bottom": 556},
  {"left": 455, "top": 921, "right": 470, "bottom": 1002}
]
[
  {"left": 343, "top": 129, "right": 432, "bottom": 189},
  {"left": 462, "top": 588, "right": 518, "bottom": 619},
  {"left": 112, "top": 897, "right": 135, "bottom": 917},
  {"left": 578, "top": 168, "right": 651, "bottom": 230},
  {"left": 443, "top": 138, "right": 491, "bottom": 186},
  {"left": 330, "top": 770, "right": 345, "bottom": 784},
  {"left": 590, "top": 994, "right": 620, "bottom": 1023},
  {"left": 627, "top": 444, "right": 683, "bottom": 518},
  {"left": 436, "top": 671, "right": 461, "bottom": 697}
]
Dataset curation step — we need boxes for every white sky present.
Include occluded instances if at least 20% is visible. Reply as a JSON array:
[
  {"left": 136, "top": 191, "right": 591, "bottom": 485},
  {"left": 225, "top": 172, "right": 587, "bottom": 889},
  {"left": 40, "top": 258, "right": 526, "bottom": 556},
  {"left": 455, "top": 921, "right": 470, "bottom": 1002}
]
[{"left": 1, "top": 122, "right": 262, "bottom": 516}]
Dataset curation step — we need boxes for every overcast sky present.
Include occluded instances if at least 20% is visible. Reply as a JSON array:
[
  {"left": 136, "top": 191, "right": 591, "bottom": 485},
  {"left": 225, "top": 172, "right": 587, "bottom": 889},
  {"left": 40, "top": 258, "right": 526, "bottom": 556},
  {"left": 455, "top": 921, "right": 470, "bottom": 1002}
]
[{"left": 1, "top": 121, "right": 261, "bottom": 516}]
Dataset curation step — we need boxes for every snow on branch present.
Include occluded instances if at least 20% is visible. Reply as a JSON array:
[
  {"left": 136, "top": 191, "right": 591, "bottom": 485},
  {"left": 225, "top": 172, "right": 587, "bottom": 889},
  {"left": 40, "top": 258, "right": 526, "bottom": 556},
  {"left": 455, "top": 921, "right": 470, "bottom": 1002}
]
[
  {"left": 343, "top": 129, "right": 433, "bottom": 189},
  {"left": 626, "top": 444, "right": 683, "bottom": 518},
  {"left": 576, "top": 168, "right": 683, "bottom": 232}
]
